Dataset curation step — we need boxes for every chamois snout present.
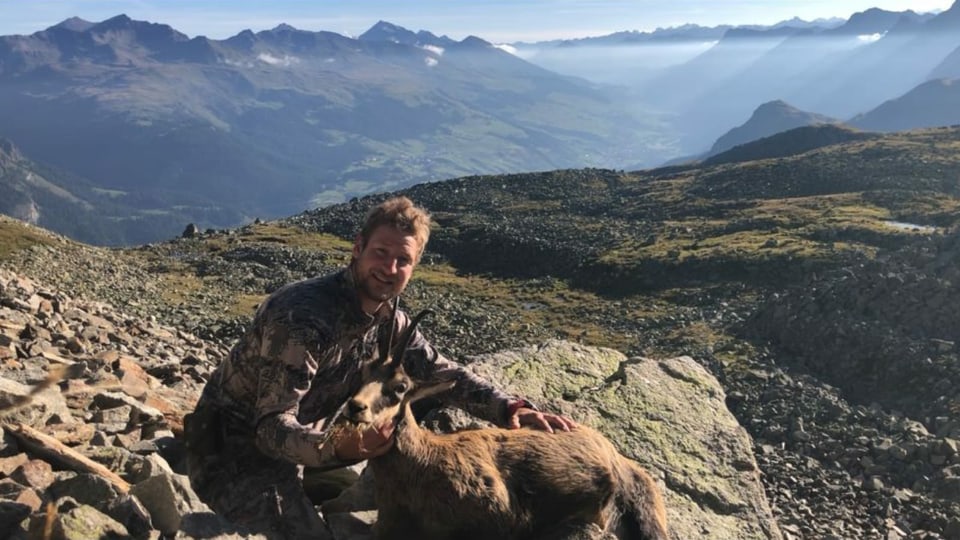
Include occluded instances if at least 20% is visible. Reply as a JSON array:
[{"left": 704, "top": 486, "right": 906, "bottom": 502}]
[{"left": 346, "top": 398, "right": 368, "bottom": 418}]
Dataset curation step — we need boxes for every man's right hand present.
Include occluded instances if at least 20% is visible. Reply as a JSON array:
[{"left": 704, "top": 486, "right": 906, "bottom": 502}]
[{"left": 333, "top": 421, "right": 396, "bottom": 461}]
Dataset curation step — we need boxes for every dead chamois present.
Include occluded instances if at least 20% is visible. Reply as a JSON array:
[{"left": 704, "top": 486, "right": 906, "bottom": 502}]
[{"left": 340, "top": 309, "right": 669, "bottom": 540}]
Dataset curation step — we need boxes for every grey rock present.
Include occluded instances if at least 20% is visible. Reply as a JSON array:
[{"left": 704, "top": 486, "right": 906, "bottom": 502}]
[
  {"left": 48, "top": 473, "right": 121, "bottom": 509},
  {"left": 31, "top": 502, "right": 130, "bottom": 539},
  {"left": 130, "top": 472, "right": 210, "bottom": 535}
]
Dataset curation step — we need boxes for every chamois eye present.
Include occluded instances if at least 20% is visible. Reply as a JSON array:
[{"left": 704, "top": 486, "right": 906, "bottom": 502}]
[{"left": 393, "top": 382, "right": 408, "bottom": 395}]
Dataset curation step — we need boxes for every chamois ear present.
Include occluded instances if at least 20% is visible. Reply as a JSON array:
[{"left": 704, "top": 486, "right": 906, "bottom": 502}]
[{"left": 391, "top": 309, "right": 434, "bottom": 365}]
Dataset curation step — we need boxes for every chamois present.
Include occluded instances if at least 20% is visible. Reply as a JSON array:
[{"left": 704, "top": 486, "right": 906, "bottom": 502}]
[{"left": 339, "top": 308, "right": 669, "bottom": 540}]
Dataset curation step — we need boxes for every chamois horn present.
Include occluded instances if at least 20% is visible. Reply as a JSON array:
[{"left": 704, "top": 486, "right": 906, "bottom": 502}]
[
  {"left": 378, "top": 296, "right": 402, "bottom": 365},
  {"left": 389, "top": 307, "right": 434, "bottom": 366}
]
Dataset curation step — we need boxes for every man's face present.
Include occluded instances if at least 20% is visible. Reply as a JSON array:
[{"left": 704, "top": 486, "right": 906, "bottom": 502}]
[{"left": 352, "top": 225, "right": 421, "bottom": 312}]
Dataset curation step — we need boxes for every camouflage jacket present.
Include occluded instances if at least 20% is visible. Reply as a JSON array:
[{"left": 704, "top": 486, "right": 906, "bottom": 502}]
[{"left": 197, "top": 266, "right": 518, "bottom": 469}]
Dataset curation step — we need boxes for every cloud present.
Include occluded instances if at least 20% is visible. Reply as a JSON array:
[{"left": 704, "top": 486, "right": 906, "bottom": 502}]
[
  {"left": 857, "top": 32, "right": 883, "bottom": 43},
  {"left": 494, "top": 43, "right": 518, "bottom": 55},
  {"left": 420, "top": 44, "right": 445, "bottom": 56},
  {"left": 425, "top": 56, "right": 439, "bottom": 67},
  {"left": 257, "top": 52, "right": 300, "bottom": 66}
]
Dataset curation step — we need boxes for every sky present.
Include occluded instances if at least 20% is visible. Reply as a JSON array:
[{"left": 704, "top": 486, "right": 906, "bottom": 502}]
[{"left": 0, "top": 0, "right": 955, "bottom": 43}]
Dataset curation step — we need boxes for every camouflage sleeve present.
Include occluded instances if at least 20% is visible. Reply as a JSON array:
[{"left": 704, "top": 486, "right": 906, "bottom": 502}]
[
  {"left": 251, "top": 321, "right": 348, "bottom": 469},
  {"left": 396, "top": 311, "right": 520, "bottom": 426}
]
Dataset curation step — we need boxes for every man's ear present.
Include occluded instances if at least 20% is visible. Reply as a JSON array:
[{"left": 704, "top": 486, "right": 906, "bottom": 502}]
[{"left": 352, "top": 234, "right": 364, "bottom": 259}]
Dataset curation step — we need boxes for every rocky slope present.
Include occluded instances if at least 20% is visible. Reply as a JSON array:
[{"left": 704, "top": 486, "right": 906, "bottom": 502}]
[
  {"left": 0, "top": 265, "right": 778, "bottom": 539},
  {"left": 1, "top": 209, "right": 958, "bottom": 538}
]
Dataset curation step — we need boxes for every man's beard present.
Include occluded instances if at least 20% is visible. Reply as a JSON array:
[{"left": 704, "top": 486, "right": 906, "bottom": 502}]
[{"left": 357, "top": 271, "right": 399, "bottom": 302}]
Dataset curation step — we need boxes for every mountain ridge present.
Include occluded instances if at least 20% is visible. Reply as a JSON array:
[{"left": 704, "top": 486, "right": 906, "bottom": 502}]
[{"left": 0, "top": 16, "right": 664, "bottom": 244}]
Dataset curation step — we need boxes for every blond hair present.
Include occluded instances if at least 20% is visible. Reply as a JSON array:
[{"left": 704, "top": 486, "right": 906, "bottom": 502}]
[{"left": 359, "top": 196, "right": 431, "bottom": 259}]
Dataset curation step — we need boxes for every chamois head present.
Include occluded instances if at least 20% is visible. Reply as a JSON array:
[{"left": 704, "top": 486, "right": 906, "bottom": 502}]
[{"left": 343, "top": 308, "right": 451, "bottom": 427}]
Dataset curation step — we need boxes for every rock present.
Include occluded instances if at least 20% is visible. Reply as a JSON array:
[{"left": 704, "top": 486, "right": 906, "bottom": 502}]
[
  {"left": 8, "top": 459, "right": 54, "bottom": 490},
  {"left": 0, "top": 377, "right": 74, "bottom": 427},
  {"left": 30, "top": 501, "right": 130, "bottom": 539},
  {"left": 182, "top": 224, "right": 200, "bottom": 239},
  {"left": 47, "top": 474, "right": 121, "bottom": 512},
  {"left": 130, "top": 472, "right": 209, "bottom": 535},
  {"left": 0, "top": 500, "right": 32, "bottom": 538},
  {"left": 106, "top": 494, "right": 154, "bottom": 539},
  {"left": 0, "top": 478, "right": 42, "bottom": 512},
  {"left": 0, "top": 453, "right": 29, "bottom": 476}
]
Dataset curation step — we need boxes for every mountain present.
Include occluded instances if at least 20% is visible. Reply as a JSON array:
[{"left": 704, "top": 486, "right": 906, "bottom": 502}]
[
  {"left": 791, "top": 2, "right": 960, "bottom": 117},
  {"left": 850, "top": 78, "right": 960, "bottom": 131},
  {"left": 929, "top": 43, "right": 960, "bottom": 78},
  {"left": 824, "top": 7, "right": 927, "bottom": 35},
  {"left": 358, "top": 20, "right": 455, "bottom": 48},
  {"left": 656, "top": 8, "right": 928, "bottom": 151},
  {"left": 703, "top": 124, "right": 879, "bottom": 166},
  {"left": 707, "top": 100, "right": 840, "bottom": 156},
  {"left": 508, "top": 18, "right": 842, "bottom": 93},
  {"left": 636, "top": 29, "right": 793, "bottom": 117},
  {"left": 0, "top": 138, "right": 233, "bottom": 244},
  {"left": 0, "top": 16, "right": 663, "bottom": 245},
  {"left": 511, "top": 5, "right": 948, "bottom": 156}
]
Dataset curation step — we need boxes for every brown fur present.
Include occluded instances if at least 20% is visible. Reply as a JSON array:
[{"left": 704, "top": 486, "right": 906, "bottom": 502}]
[{"left": 341, "top": 310, "right": 669, "bottom": 540}]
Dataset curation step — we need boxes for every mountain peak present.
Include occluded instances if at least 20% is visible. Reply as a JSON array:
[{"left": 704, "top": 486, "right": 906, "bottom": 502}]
[
  {"left": 52, "top": 17, "right": 94, "bottom": 32},
  {"left": 460, "top": 35, "right": 492, "bottom": 47},
  {"left": 270, "top": 23, "right": 298, "bottom": 33},
  {"left": 358, "top": 20, "right": 418, "bottom": 44},
  {"left": 928, "top": 0, "right": 960, "bottom": 27},
  {"left": 96, "top": 14, "right": 133, "bottom": 29},
  {"left": 708, "top": 100, "right": 837, "bottom": 156},
  {"left": 754, "top": 100, "right": 797, "bottom": 114}
]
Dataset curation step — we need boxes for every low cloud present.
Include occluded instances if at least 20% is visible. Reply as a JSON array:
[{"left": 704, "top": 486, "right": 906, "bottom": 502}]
[
  {"left": 257, "top": 53, "right": 300, "bottom": 66},
  {"left": 420, "top": 44, "right": 445, "bottom": 56}
]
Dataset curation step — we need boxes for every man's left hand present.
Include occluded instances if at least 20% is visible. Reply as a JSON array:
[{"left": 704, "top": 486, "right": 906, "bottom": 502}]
[{"left": 508, "top": 407, "right": 577, "bottom": 433}]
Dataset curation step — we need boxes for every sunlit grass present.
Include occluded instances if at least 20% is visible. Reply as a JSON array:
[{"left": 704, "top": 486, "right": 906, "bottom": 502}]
[{"left": 0, "top": 220, "right": 57, "bottom": 261}]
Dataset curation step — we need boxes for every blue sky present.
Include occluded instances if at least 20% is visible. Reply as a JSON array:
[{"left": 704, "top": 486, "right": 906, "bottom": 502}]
[{"left": 0, "top": 1, "right": 954, "bottom": 42}]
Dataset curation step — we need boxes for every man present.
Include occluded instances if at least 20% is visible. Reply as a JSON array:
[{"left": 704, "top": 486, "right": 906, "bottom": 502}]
[{"left": 184, "top": 196, "right": 575, "bottom": 539}]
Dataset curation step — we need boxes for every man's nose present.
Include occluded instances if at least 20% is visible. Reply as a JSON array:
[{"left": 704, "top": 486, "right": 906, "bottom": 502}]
[{"left": 383, "top": 258, "right": 398, "bottom": 274}]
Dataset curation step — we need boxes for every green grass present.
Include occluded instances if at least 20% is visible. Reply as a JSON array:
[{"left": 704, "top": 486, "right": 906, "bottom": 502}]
[{"left": 0, "top": 220, "right": 56, "bottom": 261}]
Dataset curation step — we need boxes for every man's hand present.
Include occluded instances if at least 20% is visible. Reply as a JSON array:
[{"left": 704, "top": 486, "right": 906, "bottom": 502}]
[
  {"left": 508, "top": 407, "right": 577, "bottom": 433},
  {"left": 333, "top": 421, "right": 396, "bottom": 461}
]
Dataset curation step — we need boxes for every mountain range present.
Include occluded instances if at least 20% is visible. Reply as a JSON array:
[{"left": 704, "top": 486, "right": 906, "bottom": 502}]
[
  {"left": 0, "top": 15, "right": 662, "bottom": 243},
  {"left": 2, "top": 5, "right": 960, "bottom": 245},
  {"left": 520, "top": 3, "right": 960, "bottom": 151}
]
